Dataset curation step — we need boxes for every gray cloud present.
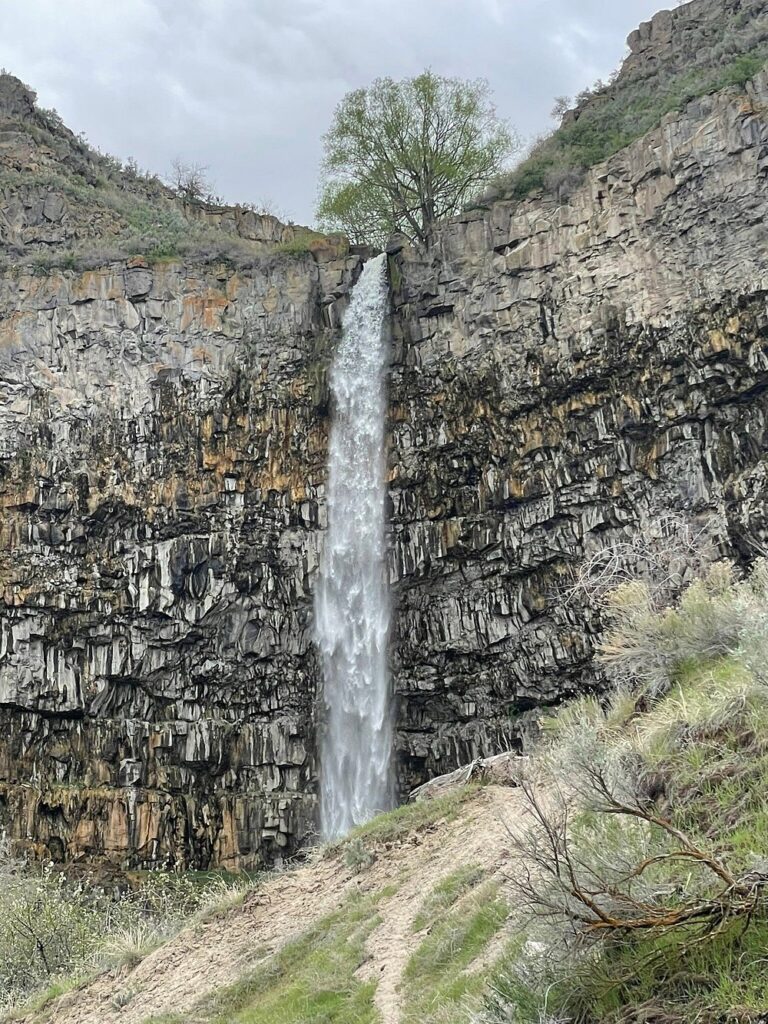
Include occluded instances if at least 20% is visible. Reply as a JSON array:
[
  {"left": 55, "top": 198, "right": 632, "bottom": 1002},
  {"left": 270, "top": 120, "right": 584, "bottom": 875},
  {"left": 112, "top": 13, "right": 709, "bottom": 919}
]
[{"left": 0, "top": 0, "right": 665, "bottom": 223}]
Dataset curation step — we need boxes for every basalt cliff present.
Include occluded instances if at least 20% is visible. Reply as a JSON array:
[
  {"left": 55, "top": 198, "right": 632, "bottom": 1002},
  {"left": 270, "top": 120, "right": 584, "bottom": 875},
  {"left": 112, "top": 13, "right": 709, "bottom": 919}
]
[{"left": 1, "top": 0, "right": 768, "bottom": 869}]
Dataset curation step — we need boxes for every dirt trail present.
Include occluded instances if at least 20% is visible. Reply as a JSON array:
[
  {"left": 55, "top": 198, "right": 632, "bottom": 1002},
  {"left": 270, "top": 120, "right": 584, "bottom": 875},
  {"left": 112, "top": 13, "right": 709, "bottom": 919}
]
[
  {"left": 364, "top": 789, "right": 517, "bottom": 1024},
  {"left": 16, "top": 785, "right": 524, "bottom": 1024}
]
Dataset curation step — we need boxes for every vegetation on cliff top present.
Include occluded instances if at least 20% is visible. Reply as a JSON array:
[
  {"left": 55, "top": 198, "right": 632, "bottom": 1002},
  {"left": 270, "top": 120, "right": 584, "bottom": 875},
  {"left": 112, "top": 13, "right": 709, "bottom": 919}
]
[
  {"left": 317, "top": 70, "right": 516, "bottom": 246},
  {"left": 0, "top": 74, "right": 340, "bottom": 272},
  {"left": 475, "top": 11, "right": 768, "bottom": 207},
  {"left": 4, "top": 1, "right": 768, "bottom": 258}
]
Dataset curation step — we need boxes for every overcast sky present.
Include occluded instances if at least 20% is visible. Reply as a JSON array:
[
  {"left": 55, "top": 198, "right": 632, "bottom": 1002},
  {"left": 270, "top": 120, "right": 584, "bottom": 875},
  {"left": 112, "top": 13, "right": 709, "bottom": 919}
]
[{"left": 0, "top": 0, "right": 666, "bottom": 224}]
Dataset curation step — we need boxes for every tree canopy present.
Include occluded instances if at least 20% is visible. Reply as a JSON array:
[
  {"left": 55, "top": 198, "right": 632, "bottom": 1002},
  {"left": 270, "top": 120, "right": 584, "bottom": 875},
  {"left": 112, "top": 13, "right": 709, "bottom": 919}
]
[{"left": 316, "top": 71, "right": 515, "bottom": 248}]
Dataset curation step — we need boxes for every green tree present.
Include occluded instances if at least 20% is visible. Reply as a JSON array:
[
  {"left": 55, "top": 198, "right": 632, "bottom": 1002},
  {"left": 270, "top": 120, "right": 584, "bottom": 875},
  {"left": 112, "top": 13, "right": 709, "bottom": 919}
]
[{"left": 317, "top": 71, "right": 516, "bottom": 247}]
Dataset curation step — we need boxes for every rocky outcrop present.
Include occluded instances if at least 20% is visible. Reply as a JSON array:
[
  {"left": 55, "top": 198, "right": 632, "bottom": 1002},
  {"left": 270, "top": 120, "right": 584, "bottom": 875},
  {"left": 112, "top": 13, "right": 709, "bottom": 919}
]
[
  {"left": 626, "top": 0, "right": 766, "bottom": 73},
  {"left": 0, "top": 74, "right": 318, "bottom": 261},
  {"left": 1, "top": 3, "right": 768, "bottom": 869},
  {"left": 387, "top": 66, "right": 768, "bottom": 788},
  {"left": 0, "top": 249, "right": 360, "bottom": 868}
]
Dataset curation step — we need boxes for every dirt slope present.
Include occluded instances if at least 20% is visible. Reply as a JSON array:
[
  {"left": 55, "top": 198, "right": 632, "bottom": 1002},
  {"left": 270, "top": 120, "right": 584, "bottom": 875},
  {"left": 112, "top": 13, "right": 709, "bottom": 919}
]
[{"left": 16, "top": 785, "right": 521, "bottom": 1024}]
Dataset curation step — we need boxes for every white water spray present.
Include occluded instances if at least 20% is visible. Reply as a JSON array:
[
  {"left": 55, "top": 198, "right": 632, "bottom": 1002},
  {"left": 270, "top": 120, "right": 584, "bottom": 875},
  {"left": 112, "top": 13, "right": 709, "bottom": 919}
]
[{"left": 316, "top": 253, "right": 393, "bottom": 840}]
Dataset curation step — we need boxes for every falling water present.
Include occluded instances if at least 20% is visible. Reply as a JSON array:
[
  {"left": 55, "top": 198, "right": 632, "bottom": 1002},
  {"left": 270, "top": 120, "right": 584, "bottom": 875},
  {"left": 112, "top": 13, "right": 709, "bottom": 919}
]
[{"left": 316, "top": 252, "right": 393, "bottom": 840}]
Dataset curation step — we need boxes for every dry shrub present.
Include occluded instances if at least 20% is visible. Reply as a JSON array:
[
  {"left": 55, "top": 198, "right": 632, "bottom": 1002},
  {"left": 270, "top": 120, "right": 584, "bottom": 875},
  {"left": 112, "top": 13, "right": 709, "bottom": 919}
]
[
  {"left": 566, "top": 511, "right": 725, "bottom": 611},
  {"left": 473, "top": 560, "right": 768, "bottom": 1023},
  {"left": 598, "top": 559, "right": 768, "bottom": 694},
  {"left": 0, "top": 849, "right": 253, "bottom": 1010}
]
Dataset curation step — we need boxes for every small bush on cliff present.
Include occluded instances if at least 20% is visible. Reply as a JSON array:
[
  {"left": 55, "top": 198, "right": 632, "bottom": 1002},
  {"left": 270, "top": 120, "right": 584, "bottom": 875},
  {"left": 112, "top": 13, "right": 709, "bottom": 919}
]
[
  {"left": 168, "top": 159, "right": 221, "bottom": 205},
  {"left": 472, "top": 560, "right": 768, "bottom": 1023},
  {"left": 343, "top": 837, "right": 376, "bottom": 874}
]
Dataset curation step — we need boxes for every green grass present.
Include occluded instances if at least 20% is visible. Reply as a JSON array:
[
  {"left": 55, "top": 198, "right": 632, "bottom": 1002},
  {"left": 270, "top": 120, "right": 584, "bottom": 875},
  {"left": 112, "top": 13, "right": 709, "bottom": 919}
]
[
  {"left": 152, "top": 887, "right": 394, "bottom": 1024},
  {"left": 330, "top": 786, "right": 479, "bottom": 854},
  {"left": 127, "top": 867, "right": 264, "bottom": 892},
  {"left": 487, "top": 917, "right": 768, "bottom": 1024},
  {"left": 557, "top": 917, "right": 768, "bottom": 1022},
  {"left": 411, "top": 864, "right": 486, "bottom": 932},
  {"left": 274, "top": 228, "right": 324, "bottom": 255},
  {"left": 719, "top": 52, "right": 767, "bottom": 87},
  {"left": 401, "top": 881, "right": 508, "bottom": 1024},
  {"left": 0, "top": 975, "right": 84, "bottom": 1021}
]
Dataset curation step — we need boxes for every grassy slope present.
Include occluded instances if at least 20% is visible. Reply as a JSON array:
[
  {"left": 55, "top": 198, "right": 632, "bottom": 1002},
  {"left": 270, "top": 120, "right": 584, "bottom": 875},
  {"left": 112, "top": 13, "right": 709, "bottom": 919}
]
[
  {"left": 140, "top": 875, "right": 509, "bottom": 1024},
  {"left": 401, "top": 880, "right": 508, "bottom": 1024},
  {"left": 143, "top": 889, "right": 389, "bottom": 1024},
  {"left": 479, "top": 565, "right": 768, "bottom": 1024},
  {"left": 0, "top": 79, "right": 329, "bottom": 271},
  {"left": 5, "top": 783, "right": 519, "bottom": 1024}
]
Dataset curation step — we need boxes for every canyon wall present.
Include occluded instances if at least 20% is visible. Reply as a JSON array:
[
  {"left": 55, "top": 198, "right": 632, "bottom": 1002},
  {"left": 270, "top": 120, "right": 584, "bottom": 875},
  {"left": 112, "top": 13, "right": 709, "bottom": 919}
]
[
  {"left": 388, "top": 68, "right": 768, "bottom": 788},
  {"left": 0, "top": 1, "right": 768, "bottom": 868},
  {"left": 0, "top": 96, "right": 360, "bottom": 864}
]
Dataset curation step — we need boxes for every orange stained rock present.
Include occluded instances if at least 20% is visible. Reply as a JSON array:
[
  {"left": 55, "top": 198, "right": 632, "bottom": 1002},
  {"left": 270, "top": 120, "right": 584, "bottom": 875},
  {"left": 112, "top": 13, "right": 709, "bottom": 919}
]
[
  {"left": 622, "top": 393, "right": 643, "bottom": 417},
  {"left": 707, "top": 328, "right": 741, "bottom": 356},
  {"left": 72, "top": 816, "right": 98, "bottom": 850},
  {"left": 72, "top": 269, "right": 123, "bottom": 302},
  {"left": 201, "top": 448, "right": 236, "bottom": 474},
  {"left": 213, "top": 800, "right": 242, "bottom": 868},
  {"left": 191, "top": 344, "right": 213, "bottom": 364},
  {"left": 261, "top": 287, "right": 279, "bottom": 315},
  {"left": 289, "top": 480, "right": 308, "bottom": 502},
  {"left": 225, "top": 274, "right": 242, "bottom": 301},
  {"left": 388, "top": 403, "right": 410, "bottom": 422},
  {"left": 306, "top": 423, "right": 330, "bottom": 458},
  {"left": 506, "top": 476, "right": 526, "bottom": 500},
  {"left": 0, "top": 309, "right": 30, "bottom": 348},
  {"left": 0, "top": 481, "right": 38, "bottom": 509},
  {"left": 179, "top": 292, "right": 228, "bottom": 332},
  {"left": 441, "top": 519, "right": 461, "bottom": 551}
]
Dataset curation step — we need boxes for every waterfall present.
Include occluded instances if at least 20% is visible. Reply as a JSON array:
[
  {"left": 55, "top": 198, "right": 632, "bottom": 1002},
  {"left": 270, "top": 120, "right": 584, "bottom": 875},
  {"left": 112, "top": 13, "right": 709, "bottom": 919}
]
[{"left": 316, "top": 252, "right": 393, "bottom": 840}]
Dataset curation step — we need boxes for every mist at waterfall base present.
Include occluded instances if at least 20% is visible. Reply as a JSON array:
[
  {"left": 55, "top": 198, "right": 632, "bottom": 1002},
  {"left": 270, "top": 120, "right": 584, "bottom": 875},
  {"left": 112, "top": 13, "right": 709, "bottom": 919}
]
[{"left": 315, "top": 253, "right": 394, "bottom": 841}]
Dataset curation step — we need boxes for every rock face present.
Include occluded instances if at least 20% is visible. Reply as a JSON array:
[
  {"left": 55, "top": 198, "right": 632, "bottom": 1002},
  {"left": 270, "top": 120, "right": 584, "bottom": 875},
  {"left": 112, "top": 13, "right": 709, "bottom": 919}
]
[
  {"left": 626, "top": 0, "right": 765, "bottom": 71},
  {"left": 0, "top": 73, "right": 357, "bottom": 869},
  {"left": 1, "top": 2, "right": 768, "bottom": 868},
  {"left": 387, "top": 65, "right": 768, "bottom": 788},
  {"left": 0, "top": 237, "right": 361, "bottom": 868}
]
